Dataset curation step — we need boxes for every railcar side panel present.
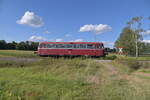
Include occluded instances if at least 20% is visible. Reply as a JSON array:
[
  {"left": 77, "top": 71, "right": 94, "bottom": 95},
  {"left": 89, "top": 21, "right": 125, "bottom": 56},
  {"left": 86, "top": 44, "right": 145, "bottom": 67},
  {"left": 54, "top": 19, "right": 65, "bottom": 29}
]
[
  {"left": 37, "top": 42, "right": 105, "bottom": 57},
  {"left": 38, "top": 49, "right": 104, "bottom": 56}
]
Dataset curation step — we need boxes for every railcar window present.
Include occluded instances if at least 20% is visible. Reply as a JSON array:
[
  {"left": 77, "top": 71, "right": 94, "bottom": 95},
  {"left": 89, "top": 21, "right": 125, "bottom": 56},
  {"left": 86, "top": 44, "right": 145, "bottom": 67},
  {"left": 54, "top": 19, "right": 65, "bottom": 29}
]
[
  {"left": 61, "top": 44, "right": 66, "bottom": 48},
  {"left": 46, "top": 44, "right": 49, "bottom": 48},
  {"left": 72, "top": 44, "right": 76, "bottom": 48},
  {"left": 40, "top": 44, "right": 46, "bottom": 48},
  {"left": 66, "top": 44, "right": 73, "bottom": 48},
  {"left": 56, "top": 44, "right": 60, "bottom": 48},
  {"left": 87, "top": 44, "right": 95, "bottom": 49},
  {"left": 73, "top": 44, "right": 80, "bottom": 48},
  {"left": 39, "top": 44, "right": 42, "bottom": 48},
  {"left": 101, "top": 44, "right": 104, "bottom": 48},
  {"left": 40, "top": 43, "right": 103, "bottom": 49},
  {"left": 95, "top": 45, "right": 100, "bottom": 49},
  {"left": 47, "top": 44, "right": 55, "bottom": 48},
  {"left": 79, "top": 44, "right": 86, "bottom": 48},
  {"left": 55, "top": 44, "right": 65, "bottom": 48},
  {"left": 47, "top": 44, "right": 53, "bottom": 48},
  {"left": 96, "top": 44, "right": 104, "bottom": 49}
]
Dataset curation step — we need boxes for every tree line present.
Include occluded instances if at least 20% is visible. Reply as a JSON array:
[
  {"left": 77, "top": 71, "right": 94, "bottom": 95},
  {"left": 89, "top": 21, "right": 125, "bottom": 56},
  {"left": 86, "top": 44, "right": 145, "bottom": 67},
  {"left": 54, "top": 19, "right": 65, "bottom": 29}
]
[
  {"left": 0, "top": 40, "right": 38, "bottom": 51},
  {"left": 0, "top": 40, "right": 118, "bottom": 53}
]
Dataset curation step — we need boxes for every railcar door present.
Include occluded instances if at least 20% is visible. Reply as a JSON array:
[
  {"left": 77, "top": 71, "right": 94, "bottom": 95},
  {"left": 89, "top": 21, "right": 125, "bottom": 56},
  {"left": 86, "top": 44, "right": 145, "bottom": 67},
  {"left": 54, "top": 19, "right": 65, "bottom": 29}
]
[
  {"left": 94, "top": 44, "right": 101, "bottom": 56},
  {"left": 67, "top": 44, "right": 73, "bottom": 56},
  {"left": 68, "top": 49, "right": 72, "bottom": 55}
]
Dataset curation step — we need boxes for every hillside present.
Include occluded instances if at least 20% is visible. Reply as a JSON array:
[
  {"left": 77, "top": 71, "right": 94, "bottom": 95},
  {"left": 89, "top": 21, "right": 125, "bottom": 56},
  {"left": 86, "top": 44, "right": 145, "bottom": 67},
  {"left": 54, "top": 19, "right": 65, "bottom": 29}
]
[{"left": 0, "top": 50, "right": 150, "bottom": 100}]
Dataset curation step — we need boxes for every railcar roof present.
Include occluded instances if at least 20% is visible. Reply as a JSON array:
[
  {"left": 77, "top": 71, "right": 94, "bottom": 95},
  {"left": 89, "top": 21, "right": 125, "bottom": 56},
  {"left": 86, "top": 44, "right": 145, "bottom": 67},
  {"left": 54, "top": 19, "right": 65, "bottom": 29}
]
[{"left": 40, "top": 42, "right": 103, "bottom": 44}]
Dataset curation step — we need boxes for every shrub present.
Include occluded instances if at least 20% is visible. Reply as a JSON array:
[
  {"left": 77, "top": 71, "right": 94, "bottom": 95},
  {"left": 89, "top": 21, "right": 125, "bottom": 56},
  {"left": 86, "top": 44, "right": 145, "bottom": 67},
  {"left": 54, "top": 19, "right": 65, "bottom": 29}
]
[
  {"left": 103, "top": 55, "right": 117, "bottom": 60},
  {"left": 127, "top": 60, "right": 142, "bottom": 70}
]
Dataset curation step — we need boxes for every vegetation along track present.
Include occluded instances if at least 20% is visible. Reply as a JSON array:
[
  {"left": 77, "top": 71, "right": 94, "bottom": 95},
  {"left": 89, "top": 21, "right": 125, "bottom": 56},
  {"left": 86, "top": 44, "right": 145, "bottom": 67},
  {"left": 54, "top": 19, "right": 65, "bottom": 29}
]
[
  {"left": 0, "top": 53, "right": 150, "bottom": 99},
  {"left": 94, "top": 59, "right": 150, "bottom": 100},
  {"left": 0, "top": 57, "right": 40, "bottom": 62}
]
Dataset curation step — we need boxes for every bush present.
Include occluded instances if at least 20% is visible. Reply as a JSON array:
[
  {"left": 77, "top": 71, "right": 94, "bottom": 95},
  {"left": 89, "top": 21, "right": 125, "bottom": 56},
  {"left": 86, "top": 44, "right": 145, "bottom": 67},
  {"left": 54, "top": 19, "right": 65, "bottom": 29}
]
[
  {"left": 127, "top": 60, "right": 142, "bottom": 70},
  {"left": 103, "top": 55, "right": 117, "bottom": 60}
]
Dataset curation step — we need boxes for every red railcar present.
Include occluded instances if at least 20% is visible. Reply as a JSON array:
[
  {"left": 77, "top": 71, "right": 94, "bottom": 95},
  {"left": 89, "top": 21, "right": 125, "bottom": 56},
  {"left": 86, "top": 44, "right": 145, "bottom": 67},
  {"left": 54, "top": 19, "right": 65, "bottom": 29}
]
[{"left": 37, "top": 42, "right": 106, "bottom": 57}]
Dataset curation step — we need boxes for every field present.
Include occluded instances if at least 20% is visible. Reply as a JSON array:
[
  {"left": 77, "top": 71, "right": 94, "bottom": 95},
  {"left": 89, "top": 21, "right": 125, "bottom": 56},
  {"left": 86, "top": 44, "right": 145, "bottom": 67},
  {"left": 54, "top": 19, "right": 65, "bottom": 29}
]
[{"left": 0, "top": 50, "right": 150, "bottom": 100}]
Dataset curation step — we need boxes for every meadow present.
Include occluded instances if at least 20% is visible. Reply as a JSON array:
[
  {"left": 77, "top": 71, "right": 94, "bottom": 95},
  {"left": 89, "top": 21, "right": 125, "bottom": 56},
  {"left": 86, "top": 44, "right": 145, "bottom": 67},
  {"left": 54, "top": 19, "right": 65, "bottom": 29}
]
[{"left": 0, "top": 50, "right": 150, "bottom": 100}]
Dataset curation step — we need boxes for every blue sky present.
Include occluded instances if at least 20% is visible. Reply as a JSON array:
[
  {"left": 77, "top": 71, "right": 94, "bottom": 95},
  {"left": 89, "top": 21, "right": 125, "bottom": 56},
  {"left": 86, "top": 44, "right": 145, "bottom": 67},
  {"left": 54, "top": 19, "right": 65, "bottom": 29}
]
[{"left": 0, "top": 0, "right": 150, "bottom": 47}]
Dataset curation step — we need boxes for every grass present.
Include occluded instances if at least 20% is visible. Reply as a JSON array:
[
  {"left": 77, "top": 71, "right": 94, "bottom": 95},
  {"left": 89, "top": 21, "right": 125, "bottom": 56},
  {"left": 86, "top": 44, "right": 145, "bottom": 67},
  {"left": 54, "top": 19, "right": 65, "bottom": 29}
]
[
  {"left": 0, "top": 50, "right": 36, "bottom": 58},
  {"left": 0, "top": 58, "right": 102, "bottom": 100},
  {"left": 114, "top": 55, "right": 150, "bottom": 72},
  {"left": 0, "top": 50, "right": 150, "bottom": 100},
  {"left": 134, "top": 56, "right": 150, "bottom": 61},
  {"left": 0, "top": 67, "right": 90, "bottom": 100},
  {"left": 115, "top": 54, "right": 150, "bottom": 61}
]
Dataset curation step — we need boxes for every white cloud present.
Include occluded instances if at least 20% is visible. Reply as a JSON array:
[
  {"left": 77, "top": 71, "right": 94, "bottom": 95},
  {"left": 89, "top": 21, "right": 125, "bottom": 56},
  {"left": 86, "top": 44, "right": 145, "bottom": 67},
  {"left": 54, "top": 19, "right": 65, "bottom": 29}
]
[
  {"left": 142, "top": 30, "right": 150, "bottom": 35},
  {"left": 102, "top": 41, "right": 114, "bottom": 47},
  {"left": 142, "top": 40, "right": 150, "bottom": 43},
  {"left": 65, "top": 34, "right": 71, "bottom": 37},
  {"left": 55, "top": 38, "right": 63, "bottom": 42},
  {"left": 43, "top": 30, "right": 51, "bottom": 34},
  {"left": 17, "top": 11, "right": 44, "bottom": 27},
  {"left": 69, "top": 39, "right": 84, "bottom": 42},
  {"left": 79, "top": 24, "right": 112, "bottom": 34},
  {"left": 146, "top": 30, "right": 150, "bottom": 34},
  {"left": 104, "top": 42, "right": 114, "bottom": 45},
  {"left": 74, "top": 39, "right": 84, "bottom": 42},
  {"left": 28, "top": 36, "right": 46, "bottom": 41}
]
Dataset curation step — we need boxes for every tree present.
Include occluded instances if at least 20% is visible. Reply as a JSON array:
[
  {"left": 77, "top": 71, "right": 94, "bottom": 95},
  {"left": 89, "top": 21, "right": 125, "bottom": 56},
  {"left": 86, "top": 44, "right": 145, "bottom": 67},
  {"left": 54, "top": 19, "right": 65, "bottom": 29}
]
[
  {"left": 16, "top": 42, "right": 27, "bottom": 50},
  {"left": 127, "top": 16, "right": 143, "bottom": 57},
  {"left": 0, "top": 40, "right": 7, "bottom": 49},
  {"left": 16, "top": 41, "right": 38, "bottom": 51},
  {"left": 0, "top": 40, "right": 38, "bottom": 51},
  {"left": 115, "top": 27, "right": 137, "bottom": 56},
  {"left": 115, "top": 16, "right": 150, "bottom": 56},
  {"left": 29, "top": 42, "right": 39, "bottom": 51},
  {"left": 7, "top": 41, "right": 17, "bottom": 49}
]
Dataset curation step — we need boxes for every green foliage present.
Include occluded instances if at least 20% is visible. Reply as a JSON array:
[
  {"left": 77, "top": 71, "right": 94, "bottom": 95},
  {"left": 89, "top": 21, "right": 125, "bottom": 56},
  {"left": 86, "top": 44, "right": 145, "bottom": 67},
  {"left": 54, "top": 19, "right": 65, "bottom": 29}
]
[
  {"left": 126, "top": 60, "right": 142, "bottom": 70},
  {"left": 16, "top": 41, "right": 39, "bottom": 51},
  {"left": 0, "top": 51, "right": 150, "bottom": 100},
  {"left": 0, "top": 40, "right": 7, "bottom": 49},
  {"left": 116, "top": 16, "right": 150, "bottom": 56},
  {"left": 101, "top": 55, "right": 117, "bottom": 60},
  {"left": 0, "top": 40, "right": 38, "bottom": 51},
  {"left": 7, "top": 41, "right": 17, "bottom": 50},
  {"left": 115, "top": 56, "right": 150, "bottom": 72},
  {"left": 115, "top": 27, "right": 147, "bottom": 56},
  {"left": 0, "top": 58, "right": 102, "bottom": 100},
  {"left": 141, "top": 43, "right": 150, "bottom": 54},
  {"left": 115, "top": 27, "right": 137, "bottom": 56},
  {"left": 0, "top": 50, "right": 36, "bottom": 58},
  {"left": 105, "top": 48, "right": 117, "bottom": 53}
]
